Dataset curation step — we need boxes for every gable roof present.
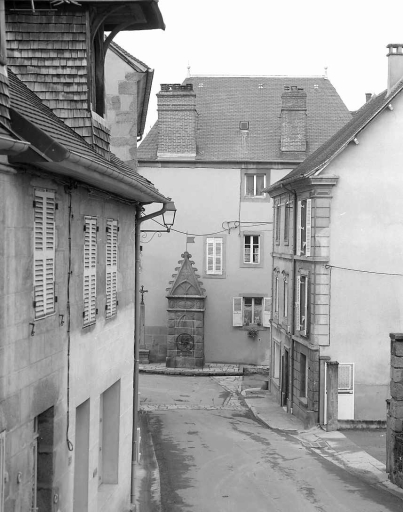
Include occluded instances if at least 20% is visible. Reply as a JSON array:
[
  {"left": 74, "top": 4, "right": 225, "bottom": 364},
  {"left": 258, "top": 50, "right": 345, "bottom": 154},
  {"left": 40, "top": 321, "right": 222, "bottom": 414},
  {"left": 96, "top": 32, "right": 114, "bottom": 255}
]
[
  {"left": 7, "top": 70, "right": 168, "bottom": 204},
  {"left": 267, "top": 80, "right": 403, "bottom": 191},
  {"left": 138, "top": 75, "right": 351, "bottom": 163}
]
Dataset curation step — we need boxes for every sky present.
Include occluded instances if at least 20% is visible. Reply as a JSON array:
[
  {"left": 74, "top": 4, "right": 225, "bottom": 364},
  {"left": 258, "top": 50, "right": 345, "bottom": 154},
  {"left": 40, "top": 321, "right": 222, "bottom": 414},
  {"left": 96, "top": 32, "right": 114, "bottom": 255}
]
[{"left": 114, "top": 0, "right": 403, "bottom": 134}]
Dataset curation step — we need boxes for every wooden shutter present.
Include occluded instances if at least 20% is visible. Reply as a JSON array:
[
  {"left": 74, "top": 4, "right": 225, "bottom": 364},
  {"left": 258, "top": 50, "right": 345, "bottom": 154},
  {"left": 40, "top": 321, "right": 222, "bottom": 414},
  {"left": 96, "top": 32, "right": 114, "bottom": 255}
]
[
  {"left": 301, "top": 275, "right": 308, "bottom": 336},
  {"left": 296, "top": 201, "right": 302, "bottom": 256},
  {"left": 206, "top": 238, "right": 223, "bottom": 275},
  {"left": 0, "top": 431, "right": 4, "bottom": 512},
  {"left": 215, "top": 238, "right": 223, "bottom": 274},
  {"left": 106, "top": 219, "right": 118, "bottom": 318},
  {"left": 305, "top": 199, "right": 312, "bottom": 256},
  {"left": 295, "top": 276, "right": 301, "bottom": 331},
  {"left": 233, "top": 297, "right": 243, "bottom": 326},
  {"left": 34, "top": 189, "right": 55, "bottom": 319},
  {"left": 83, "top": 216, "right": 97, "bottom": 325},
  {"left": 263, "top": 297, "right": 271, "bottom": 327}
]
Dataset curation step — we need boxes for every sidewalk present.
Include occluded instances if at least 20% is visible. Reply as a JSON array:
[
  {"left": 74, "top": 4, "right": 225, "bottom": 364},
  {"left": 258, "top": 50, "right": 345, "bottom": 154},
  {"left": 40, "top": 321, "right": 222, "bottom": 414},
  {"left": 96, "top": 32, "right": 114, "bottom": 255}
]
[{"left": 241, "top": 388, "right": 403, "bottom": 500}]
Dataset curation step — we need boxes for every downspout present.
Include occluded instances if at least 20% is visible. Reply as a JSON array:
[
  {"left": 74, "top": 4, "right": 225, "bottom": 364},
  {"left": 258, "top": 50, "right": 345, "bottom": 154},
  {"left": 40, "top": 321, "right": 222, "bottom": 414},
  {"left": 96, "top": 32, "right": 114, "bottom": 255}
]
[{"left": 131, "top": 201, "right": 171, "bottom": 506}]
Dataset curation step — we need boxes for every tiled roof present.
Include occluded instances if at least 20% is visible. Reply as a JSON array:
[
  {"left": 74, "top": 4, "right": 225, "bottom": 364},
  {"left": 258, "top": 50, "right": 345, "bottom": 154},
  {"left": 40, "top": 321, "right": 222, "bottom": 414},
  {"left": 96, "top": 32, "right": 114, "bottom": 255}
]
[
  {"left": 138, "top": 75, "right": 352, "bottom": 162},
  {"left": 268, "top": 81, "right": 403, "bottom": 190},
  {"left": 8, "top": 70, "right": 166, "bottom": 200}
]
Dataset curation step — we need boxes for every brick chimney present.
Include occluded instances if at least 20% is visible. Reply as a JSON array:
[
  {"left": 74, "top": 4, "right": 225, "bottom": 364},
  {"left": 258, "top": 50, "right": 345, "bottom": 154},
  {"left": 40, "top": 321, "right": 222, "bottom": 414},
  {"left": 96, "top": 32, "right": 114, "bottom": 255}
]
[
  {"left": 157, "top": 84, "right": 197, "bottom": 160},
  {"left": 280, "top": 86, "right": 307, "bottom": 152},
  {"left": 387, "top": 44, "right": 403, "bottom": 95}
]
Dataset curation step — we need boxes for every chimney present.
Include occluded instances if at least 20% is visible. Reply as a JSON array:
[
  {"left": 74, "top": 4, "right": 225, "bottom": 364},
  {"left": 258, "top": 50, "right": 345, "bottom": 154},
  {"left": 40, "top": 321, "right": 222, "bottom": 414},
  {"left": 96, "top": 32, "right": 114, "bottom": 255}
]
[
  {"left": 280, "top": 86, "right": 307, "bottom": 152},
  {"left": 157, "top": 84, "right": 196, "bottom": 160},
  {"left": 365, "top": 93, "right": 372, "bottom": 103},
  {"left": 387, "top": 44, "right": 403, "bottom": 95}
]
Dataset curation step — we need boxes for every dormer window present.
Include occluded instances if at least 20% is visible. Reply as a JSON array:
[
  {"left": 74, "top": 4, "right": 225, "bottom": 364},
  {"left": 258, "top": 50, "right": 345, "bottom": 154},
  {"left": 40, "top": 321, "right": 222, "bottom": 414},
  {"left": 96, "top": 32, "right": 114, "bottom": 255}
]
[{"left": 239, "top": 121, "right": 249, "bottom": 131}]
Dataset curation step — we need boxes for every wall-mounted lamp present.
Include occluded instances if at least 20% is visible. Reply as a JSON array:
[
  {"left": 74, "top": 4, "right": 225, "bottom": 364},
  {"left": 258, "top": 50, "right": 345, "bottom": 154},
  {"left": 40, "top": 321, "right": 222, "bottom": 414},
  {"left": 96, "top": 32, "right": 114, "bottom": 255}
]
[{"left": 141, "top": 201, "right": 177, "bottom": 233}]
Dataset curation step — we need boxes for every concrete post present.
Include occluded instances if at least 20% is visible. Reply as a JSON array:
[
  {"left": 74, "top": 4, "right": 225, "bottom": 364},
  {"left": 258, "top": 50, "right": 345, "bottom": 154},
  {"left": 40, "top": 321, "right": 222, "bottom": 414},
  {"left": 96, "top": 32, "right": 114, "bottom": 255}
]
[
  {"left": 326, "top": 361, "right": 339, "bottom": 432},
  {"left": 319, "top": 356, "right": 331, "bottom": 425},
  {"left": 388, "top": 333, "right": 403, "bottom": 487}
]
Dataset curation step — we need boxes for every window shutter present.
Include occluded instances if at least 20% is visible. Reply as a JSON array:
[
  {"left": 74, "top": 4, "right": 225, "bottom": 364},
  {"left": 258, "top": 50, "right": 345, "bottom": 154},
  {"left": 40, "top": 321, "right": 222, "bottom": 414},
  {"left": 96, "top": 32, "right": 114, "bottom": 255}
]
[
  {"left": 305, "top": 199, "right": 312, "bottom": 256},
  {"left": 263, "top": 297, "right": 271, "bottom": 327},
  {"left": 295, "top": 276, "right": 301, "bottom": 331},
  {"left": 296, "top": 201, "right": 302, "bottom": 256},
  {"left": 34, "top": 190, "right": 56, "bottom": 319},
  {"left": 106, "top": 219, "right": 118, "bottom": 318},
  {"left": 0, "top": 431, "right": 5, "bottom": 512},
  {"left": 233, "top": 297, "right": 243, "bottom": 326},
  {"left": 301, "top": 276, "right": 308, "bottom": 336},
  {"left": 206, "top": 238, "right": 214, "bottom": 273},
  {"left": 215, "top": 238, "right": 223, "bottom": 274},
  {"left": 83, "top": 217, "right": 97, "bottom": 325}
]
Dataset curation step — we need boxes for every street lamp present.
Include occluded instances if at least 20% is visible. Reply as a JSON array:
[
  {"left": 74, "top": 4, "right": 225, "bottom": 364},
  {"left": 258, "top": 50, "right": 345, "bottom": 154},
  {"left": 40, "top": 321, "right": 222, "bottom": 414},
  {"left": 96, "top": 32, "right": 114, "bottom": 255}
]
[{"left": 161, "top": 201, "right": 176, "bottom": 232}]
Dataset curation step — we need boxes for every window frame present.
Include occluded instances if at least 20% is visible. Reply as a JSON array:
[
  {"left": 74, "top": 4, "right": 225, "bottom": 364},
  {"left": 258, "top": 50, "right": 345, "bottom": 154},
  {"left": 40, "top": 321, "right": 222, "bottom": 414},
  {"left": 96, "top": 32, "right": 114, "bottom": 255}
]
[
  {"left": 296, "top": 273, "right": 309, "bottom": 337},
  {"left": 275, "top": 200, "right": 281, "bottom": 244},
  {"left": 204, "top": 236, "right": 225, "bottom": 278},
  {"left": 241, "top": 169, "right": 270, "bottom": 202},
  {"left": 297, "top": 198, "right": 312, "bottom": 256},
  {"left": 283, "top": 273, "right": 289, "bottom": 319},
  {"left": 232, "top": 295, "right": 270, "bottom": 328},
  {"left": 241, "top": 232, "right": 263, "bottom": 268},
  {"left": 284, "top": 199, "right": 291, "bottom": 245}
]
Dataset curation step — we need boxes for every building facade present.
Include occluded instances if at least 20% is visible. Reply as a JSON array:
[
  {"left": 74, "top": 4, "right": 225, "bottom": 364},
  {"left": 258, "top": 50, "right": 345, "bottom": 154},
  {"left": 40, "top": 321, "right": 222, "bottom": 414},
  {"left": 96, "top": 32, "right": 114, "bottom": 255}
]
[
  {"left": 268, "top": 44, "right": 403, "bottom": 427},
  {"left": 0, "top": 1, "right": 169, "bottom": 511},
  {"left": 136, "top": 77, "right": 351, "bottom": 365}
]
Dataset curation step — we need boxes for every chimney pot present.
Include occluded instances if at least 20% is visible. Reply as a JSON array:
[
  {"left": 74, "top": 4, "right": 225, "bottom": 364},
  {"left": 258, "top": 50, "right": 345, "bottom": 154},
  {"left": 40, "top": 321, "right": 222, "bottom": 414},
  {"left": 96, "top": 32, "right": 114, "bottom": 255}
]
[{"left": 365, "top": 93, "right": 372, "bottom": 103}]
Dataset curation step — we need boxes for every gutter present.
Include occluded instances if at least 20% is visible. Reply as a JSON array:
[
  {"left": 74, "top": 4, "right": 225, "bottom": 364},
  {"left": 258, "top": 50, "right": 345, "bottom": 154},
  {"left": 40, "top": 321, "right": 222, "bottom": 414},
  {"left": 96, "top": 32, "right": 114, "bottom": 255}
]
[
  {"left": 138, "top": 68, "right": 154, "bottom": 142},
  {"left": 0, "top": 132, "right": 30, "bottom": 155}
]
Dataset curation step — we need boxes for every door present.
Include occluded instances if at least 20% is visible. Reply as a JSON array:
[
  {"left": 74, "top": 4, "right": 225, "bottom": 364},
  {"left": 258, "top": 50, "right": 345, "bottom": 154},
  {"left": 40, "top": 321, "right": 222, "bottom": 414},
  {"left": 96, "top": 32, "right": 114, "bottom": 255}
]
[{"left": 338, "top": 363, "right": 354, "bottom": 420}]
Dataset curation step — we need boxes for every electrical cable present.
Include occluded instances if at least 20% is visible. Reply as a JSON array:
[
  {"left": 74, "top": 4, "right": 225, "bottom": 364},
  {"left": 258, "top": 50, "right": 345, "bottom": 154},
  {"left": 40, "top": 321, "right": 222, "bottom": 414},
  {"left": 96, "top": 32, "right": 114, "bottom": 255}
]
[
  {"left": 65, "top": 186, "right": 74, "bottom": 452},
  {"left": 325, "top": 264, "right": 403, "bottom": 277}
]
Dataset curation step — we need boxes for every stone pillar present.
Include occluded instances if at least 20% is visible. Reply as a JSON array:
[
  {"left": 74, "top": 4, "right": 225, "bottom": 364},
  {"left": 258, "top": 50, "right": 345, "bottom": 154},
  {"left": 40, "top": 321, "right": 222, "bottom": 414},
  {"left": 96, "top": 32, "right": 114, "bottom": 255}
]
[
  {"left": 388, "top": 333, "right": 403, "bottom": 487},
  {"left": 326, "top": 361, "right": 339, "bottom": 432}
]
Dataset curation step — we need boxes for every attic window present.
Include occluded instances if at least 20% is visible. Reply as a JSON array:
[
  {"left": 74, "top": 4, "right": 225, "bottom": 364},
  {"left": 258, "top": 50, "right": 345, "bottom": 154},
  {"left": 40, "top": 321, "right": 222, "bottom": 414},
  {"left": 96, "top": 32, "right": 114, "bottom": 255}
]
[{"left": 239, "top": 121, "right": 249, "bottom": 131}]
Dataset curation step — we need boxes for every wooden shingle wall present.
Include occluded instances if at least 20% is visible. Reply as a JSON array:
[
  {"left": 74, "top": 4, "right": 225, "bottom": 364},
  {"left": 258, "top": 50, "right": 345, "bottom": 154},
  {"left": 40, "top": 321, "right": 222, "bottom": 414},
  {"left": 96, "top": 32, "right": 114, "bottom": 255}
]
[
  {"left": 5, "top": 11, "right": 93, "bottom": 144},
  {"left": 0, "top": 70, "right": 11, "bottom": 129}
]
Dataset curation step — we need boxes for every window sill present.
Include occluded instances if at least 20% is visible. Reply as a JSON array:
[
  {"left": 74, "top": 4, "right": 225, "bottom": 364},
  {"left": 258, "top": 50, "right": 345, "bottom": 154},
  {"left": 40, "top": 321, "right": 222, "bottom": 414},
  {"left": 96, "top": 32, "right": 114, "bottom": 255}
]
[{"left": 239, "top": 325, "right": 268, "bottom": 332}]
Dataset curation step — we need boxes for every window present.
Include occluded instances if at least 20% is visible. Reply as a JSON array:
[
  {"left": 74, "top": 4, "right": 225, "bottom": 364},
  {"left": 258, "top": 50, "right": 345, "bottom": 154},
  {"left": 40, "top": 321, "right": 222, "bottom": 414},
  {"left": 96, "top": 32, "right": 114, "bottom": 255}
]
[
  {"left": 99, "top": 381, "right": 120, "bottom": 485},
  {"left": 273, "top": 342, "right": 280, "bottom": 379},
  {"left": 338, "top": 364, "right": 354, "bottom": 392},
  {"left": 33, "top": 189, "right": 56, "bottom": 319},
  {"left": 297, "top": 199, "right": 312, "bottom": 256},
  {"left": 296, "top": 274, "right": 308, "bottom": 336},
  {"left": 106, "top": 219, "right": 118, "bottom": 318},
  {"left": 245, "top": 173, "right": 266, "bottom": 197},
  {"left": 275, "top": 201, "right": 281, "bottom": 243},
  {"left": 232, "top": 297, "right": 271, "bottom": 327},
  {"left": 206, "top": 237, "right": 223, "bottom": 275},
  {"left": 0, "top": 431, "right": 5, "bottom": 512},
  {"left": 274, "top": 274, "right": 279, "bottom": 315},
  {"left": 284, "top": 200, "right": 291, "bottom": 244},
  {"left": 300, "top": 353, "right": 308, "bottom": 398},
  {"left": 83, "top": 216, "right": 97, "bottom": 326},
  {"left": 283, "top": 274, "right": 288, "bottom": 318},
  {"left": 243, "top": 234, "right": 260, "bottom": 264},
  {"left": 239, "top": 121, "right": 249, "bottom": 131}
]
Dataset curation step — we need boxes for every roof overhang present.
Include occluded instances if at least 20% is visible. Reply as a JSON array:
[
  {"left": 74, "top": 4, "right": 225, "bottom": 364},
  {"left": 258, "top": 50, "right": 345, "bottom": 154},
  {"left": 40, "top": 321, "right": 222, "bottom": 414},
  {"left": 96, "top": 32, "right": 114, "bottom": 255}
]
[{"left": 8, "top": 107, "right": 169, "bottom": 204}]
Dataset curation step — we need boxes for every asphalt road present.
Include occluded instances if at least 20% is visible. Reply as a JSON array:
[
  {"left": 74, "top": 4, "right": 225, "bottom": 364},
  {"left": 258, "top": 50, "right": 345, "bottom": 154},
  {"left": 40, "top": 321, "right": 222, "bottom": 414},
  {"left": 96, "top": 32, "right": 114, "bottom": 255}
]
[{"left": 138, "top": 374, "right": 403, "bottom": 512}]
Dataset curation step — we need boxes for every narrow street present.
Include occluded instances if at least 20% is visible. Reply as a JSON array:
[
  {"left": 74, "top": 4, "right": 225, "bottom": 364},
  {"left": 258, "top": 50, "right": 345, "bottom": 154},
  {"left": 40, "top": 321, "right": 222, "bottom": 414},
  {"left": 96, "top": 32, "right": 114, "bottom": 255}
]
[{"left": 137, "top": 374, "right": 403, "bottom": 512}]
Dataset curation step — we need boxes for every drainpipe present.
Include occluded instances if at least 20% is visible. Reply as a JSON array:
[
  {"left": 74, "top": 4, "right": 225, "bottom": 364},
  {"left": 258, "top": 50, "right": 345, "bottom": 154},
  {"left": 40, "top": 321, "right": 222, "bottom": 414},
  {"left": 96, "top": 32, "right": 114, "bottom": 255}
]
[{"left": 131, "top": 201, "right": 171, "bottom": 507}]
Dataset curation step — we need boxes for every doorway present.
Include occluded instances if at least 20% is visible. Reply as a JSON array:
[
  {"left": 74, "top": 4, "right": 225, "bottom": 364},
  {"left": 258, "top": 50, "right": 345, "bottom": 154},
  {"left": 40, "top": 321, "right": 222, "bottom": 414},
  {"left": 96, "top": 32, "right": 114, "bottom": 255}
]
[
  {"left": 33, "top": 406, "right": 54, "bottom": 512},
  {"left": 281, "top": 349, "right": 289, "bottom": 408},
  {"left": 74, "top": 399, "right": 90, "bottom": 512}
]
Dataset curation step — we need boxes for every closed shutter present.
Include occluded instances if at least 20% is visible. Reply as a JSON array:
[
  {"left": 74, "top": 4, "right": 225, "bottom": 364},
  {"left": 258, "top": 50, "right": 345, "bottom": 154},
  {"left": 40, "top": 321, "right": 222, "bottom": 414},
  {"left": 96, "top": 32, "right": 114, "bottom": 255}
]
[
  {"left": 83, "top": 216, "right": 97, "bottom": 325},
  {"left": 263, "top": 297, "right": 271, "bottom": 327},
  {"left": 34, "top": 189, "right": 56, "bottom": 319},
  {"left": 305, "top": 199, "right": 312, "bottom": 256},
  {"left": 233, "top": 297, "right": 243, "bottom": 326},
  {"left": 0, "top": 431, "right": 4, "bottom": 512},
  {"left": 295, "top": 276, "right": 301, "bottom": 331},
  {"left": 206, "top": 238, "right": 223, "bottom": 275},
  {"left": 106, "top": 219, "right": 118, "bottom": 318},
  {"left": 296, "top": 201, "right": 302, "bottom": 256}
]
